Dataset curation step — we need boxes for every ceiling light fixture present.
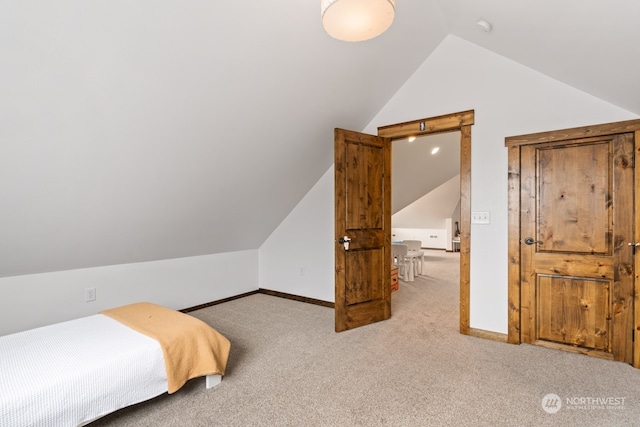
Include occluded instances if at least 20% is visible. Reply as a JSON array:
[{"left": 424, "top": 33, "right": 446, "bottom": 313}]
[
  {"left": 408, "top": 136, "right": 416, "bottom": 143},
  {"left": 321, "top": 0, "right": 396, "bottom": 42},
  {"left": 431, "top": 147, "right": 440, "bottom": 155}
]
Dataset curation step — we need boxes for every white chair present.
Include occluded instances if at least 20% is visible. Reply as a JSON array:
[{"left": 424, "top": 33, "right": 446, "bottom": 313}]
[
  {"left": 402, "top": 240, "right": 422, "bottom": 251},
  {"left": 452, "top": 237, "right": 460, "bottom": 252},
  {"left": 391, "top": 244, "right": 413, "bottom": 281},
  {"left": 402, "top": 240, "right": 424, "bottom": 276}
]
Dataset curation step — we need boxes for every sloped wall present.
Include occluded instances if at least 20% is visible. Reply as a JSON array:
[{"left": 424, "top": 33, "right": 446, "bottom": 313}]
[
  {"left": 391, "top": 174, "right": 461, "bottom": 250},
  {"left": 393, "top": 174, "right": 460, "bottom": 228},
  {"left": 259, "top": 35, "right": 638, "bottom": 333}
]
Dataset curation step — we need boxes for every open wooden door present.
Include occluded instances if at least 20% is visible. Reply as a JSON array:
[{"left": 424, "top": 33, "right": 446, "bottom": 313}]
[{"left": 334, "top": 128, "right": 391, "bottom": 332}]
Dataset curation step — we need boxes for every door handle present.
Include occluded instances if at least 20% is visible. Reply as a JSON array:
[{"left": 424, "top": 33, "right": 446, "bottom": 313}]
[
  {"left": 523, "top": 237, "right": 543, "bottom": 245},
  {"left": 338, "top": 236, "right": 352, "bottom": 250},
  {"left": 628, "top": 242, "right": 640, "bottom": 247}
]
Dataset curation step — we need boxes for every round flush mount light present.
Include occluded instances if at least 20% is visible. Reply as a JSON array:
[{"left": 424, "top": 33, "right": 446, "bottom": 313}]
[
  {"left": 476, "top": 19, "right": 492, "bottom": 33},
  {"left": 431, "top": 147, "right": 440, "bottom": 155},
  {"left": 321, "top": 0, "right": 396, "bottom": 42}
]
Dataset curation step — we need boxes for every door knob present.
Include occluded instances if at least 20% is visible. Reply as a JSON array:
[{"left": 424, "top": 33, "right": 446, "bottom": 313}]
[
  {"left": 523, "top": 237, "right": 543, "bottom": 245},
  {"left": 338, "top": 236, "right": 352, "bottom": 250}
]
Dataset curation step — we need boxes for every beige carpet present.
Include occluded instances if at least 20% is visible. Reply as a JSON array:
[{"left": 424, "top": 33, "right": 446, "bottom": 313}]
[{"left": 92, "top": 250, "right": 640, "bottom": 426}]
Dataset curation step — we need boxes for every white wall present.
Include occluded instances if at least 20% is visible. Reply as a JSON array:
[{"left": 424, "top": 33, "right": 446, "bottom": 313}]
[
  {"left": 0, "top": 250, "right": 258, "bottom": 336},
  {"left": 259, "top": 35, "right": 638, "bottom": 334},
  {"left": 392, "top": 228, "right": 446, "bottom": 249},
  {"left": 259, "top": 167, "right": 335, "bottom": 302},
  {"left": 391, "top": 173, "right": 460, "bottom": 249}
]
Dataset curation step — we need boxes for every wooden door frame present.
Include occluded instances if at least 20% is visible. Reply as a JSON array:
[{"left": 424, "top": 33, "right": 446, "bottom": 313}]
[
  {"left": 505, "top": 118, "right": 640, "bottom": 368},
  {"left": 378, "top": 110, "right": 473, "bottom": 335}
]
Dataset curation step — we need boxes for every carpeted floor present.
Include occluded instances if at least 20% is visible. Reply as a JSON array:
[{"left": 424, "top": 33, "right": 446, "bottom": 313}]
[{"left": 92, "top": 250, "right": 640, "bottom": 426}]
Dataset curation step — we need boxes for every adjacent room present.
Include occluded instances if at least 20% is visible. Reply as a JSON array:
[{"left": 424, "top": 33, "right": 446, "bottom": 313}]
[
  {"left": 2, "top": 1, "right": 640, "bottom": 425},
  {"left": 391, "top": 132, "right": 461, "bottom": 286}
]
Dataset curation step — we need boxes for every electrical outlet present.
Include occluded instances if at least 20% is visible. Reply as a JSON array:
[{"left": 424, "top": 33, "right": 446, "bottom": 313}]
[{"left": 85, "top": 287, "right": 96, "bottom": 302}]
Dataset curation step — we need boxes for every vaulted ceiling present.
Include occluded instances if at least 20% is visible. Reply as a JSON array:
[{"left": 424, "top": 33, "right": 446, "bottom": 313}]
[
  {"left": 392, "top": 132, "right": 460, "bottom": 215},
  {"left": 1, "top": 0, "right": 639, "bottom": 277}
]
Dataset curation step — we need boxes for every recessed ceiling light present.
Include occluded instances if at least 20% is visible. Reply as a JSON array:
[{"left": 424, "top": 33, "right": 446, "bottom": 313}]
[
  {"left": 431, "top": 147, "right": 440, "bottom": 155},
  {"left": 408, "top": 136, "right": 416, "bottom": 143},
  {"left": 476, "top": 19, "right": 492, "bottom": 33}
]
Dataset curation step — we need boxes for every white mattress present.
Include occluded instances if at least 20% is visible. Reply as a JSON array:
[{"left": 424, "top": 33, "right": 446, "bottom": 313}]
[{"left": 0, "top": 314, "right": 168, "bottom": 427}]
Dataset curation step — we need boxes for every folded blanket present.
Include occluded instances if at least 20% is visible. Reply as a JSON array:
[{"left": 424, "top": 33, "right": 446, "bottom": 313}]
[{"left": 101, "top": 302, "right": 230, "bottom": 393}]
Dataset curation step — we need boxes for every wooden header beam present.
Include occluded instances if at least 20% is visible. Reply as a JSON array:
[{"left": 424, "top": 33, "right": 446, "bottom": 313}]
[{"left": 378, "top": 110, "right": 474, "bottom": 139}]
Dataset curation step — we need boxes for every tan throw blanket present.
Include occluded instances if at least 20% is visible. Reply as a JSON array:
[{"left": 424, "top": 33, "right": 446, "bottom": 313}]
[{"left": 101, "top": 302, "right": 231, "bottom": 394}]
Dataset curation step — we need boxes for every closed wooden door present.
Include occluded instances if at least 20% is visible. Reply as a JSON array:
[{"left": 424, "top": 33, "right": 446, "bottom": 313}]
[
  {"left": 334, "top": 128, "right": 391, "bottom": 332},
  {"left": 520, "top": 134, "right": 634, "bottom": 363}
]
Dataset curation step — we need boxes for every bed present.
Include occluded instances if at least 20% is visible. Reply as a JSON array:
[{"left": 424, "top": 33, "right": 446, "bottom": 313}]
[{"left": 0, "top": 302, "right": 231, "bottom": 427}]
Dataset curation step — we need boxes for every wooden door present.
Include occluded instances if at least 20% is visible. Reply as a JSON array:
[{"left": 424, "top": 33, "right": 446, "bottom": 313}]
[
  {"left": 334, "top": 128, "right": 391, "bottom": 332},
  {"left": 520, "top": 134, "right": 634, "bottom": 363}
]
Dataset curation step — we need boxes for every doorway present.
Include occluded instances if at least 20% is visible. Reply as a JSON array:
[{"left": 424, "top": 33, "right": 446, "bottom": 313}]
[
  {"left": 378, "top": 110, "right": 473, "bottom": 334},
  {"left": 391, "top": 132, "right": 461, "bottom": 252}
]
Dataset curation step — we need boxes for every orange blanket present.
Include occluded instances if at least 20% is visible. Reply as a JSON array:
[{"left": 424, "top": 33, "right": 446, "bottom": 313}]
[{"left": 100, "top": 302, "right": 231, "bottom": 394}]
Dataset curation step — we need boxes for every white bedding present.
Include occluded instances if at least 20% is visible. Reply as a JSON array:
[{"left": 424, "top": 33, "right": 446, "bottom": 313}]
[{"left": 0, "top": 314, "right": 168, "bottom": 427}]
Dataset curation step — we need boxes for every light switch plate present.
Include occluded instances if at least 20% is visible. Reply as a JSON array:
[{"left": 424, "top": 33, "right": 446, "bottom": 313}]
[{"left": 471, "top": 211, "right": 490, "bottom": 224}]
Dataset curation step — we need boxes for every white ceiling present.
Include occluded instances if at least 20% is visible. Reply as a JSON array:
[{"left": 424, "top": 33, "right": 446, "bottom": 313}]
[
  {"left": 1, "top": 0, "right": 639, "bottom": 277},
  {"left": 439, "top": 0, "right": 640, "bottom": 115},
  {"left": 392, "top": 133, "right": 460, "bottom": 215}
]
